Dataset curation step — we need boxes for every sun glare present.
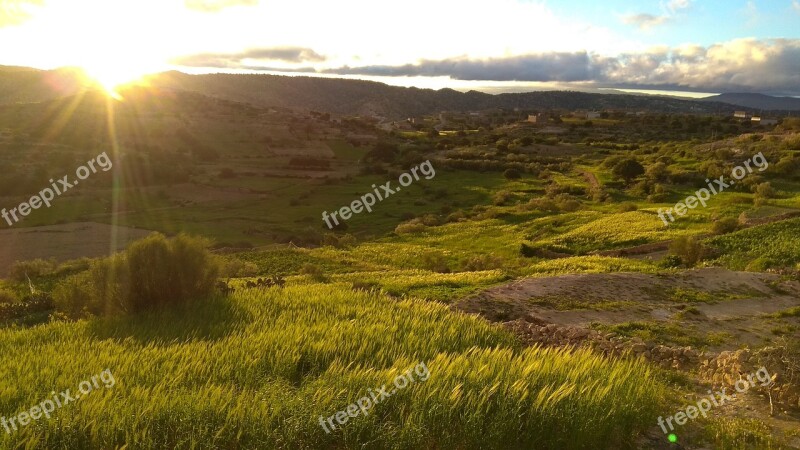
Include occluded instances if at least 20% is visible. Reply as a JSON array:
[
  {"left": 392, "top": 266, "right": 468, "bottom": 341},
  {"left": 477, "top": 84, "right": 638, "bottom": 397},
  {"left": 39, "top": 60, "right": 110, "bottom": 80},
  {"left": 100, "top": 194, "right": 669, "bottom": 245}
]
[{"left": 81, "top": 64, "right": 150, "bottom": 99}]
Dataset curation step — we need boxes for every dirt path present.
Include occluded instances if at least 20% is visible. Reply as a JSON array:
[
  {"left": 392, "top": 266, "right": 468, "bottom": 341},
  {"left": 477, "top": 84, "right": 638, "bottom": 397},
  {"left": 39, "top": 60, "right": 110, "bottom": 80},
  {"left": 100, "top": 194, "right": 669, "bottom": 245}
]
[{"left": 453, "top": 268, "right": 800, "bottom": 349}]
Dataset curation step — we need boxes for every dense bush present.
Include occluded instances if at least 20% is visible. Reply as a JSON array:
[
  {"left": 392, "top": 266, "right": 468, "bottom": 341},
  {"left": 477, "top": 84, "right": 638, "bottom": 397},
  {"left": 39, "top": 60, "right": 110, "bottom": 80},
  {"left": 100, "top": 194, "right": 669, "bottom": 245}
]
[
  {"left": 422, "top": 252, "right": 451, "bottom": 273},
  {"left": 712, "top": 218, "right": 740, "bottom": 235},
  {"left": 53, "top": 234, "right": 220, "bottom": 318},
  {"left": 668, "top": 236, "right": 706, "bottom": 267},
  {"left": 9, "top": 258, "right": 57, "bottom": 281}
]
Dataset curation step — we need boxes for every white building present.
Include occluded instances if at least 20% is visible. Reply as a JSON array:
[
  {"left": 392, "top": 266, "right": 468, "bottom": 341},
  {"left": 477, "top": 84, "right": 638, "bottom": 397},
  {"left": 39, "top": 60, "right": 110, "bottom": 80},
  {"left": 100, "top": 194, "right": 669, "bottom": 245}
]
[
  {"left": 752, "top": 117, "right": 778, "bottom": 126},
  {"left": 527, "top": 114, "right": 547, "bottom": 124}
]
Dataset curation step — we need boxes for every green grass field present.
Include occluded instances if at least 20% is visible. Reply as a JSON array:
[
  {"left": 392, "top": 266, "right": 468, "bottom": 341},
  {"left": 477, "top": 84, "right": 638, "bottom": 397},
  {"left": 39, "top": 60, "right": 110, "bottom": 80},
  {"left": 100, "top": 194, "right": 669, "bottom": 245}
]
[{"left": 0, "top": 284, "right": 663, "bottom": 449}]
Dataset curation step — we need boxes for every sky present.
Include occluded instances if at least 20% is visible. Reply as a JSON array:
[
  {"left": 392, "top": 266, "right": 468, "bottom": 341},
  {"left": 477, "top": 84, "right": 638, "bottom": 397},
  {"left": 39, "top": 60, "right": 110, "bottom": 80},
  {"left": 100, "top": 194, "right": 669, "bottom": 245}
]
[{"left": 0, "top": 0, "right": 799, "bottom": 96}]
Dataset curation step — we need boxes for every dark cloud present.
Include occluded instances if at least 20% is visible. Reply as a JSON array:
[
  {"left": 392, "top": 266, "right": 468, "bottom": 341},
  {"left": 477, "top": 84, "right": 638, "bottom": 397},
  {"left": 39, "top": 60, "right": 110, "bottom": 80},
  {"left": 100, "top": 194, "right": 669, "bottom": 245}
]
[
  {"left": 172, "top": 47, "right": 327, "bottom": 68},
  {"left": 184, "top": 0, "right": 258, "bottom": 13},
  {"left": 323, "top": 52, "right": 597, "bottom": 82},
  {"left": 310, "top": 39, "right": 800, "bottom": 95}
]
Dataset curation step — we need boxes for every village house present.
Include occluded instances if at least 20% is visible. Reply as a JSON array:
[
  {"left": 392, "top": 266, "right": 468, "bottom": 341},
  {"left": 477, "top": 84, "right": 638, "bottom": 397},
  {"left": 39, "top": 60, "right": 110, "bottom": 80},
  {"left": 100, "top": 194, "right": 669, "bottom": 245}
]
[{"left": 527, "top": 113, "right": 548, "bottom": 124}]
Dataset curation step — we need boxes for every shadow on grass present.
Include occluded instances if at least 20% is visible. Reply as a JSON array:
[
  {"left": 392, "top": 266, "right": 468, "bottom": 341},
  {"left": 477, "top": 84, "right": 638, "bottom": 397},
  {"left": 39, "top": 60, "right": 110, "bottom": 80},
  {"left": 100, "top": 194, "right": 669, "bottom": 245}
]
[{"left": 87, "top": 295, "right": 249, "bottom": 344}]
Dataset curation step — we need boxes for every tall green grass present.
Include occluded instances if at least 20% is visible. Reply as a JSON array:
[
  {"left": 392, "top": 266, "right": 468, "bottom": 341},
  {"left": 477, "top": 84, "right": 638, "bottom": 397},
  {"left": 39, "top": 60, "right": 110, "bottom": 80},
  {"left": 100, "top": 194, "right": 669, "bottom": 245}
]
[{"left": 0, "top": 284, "right": 664, "bottom": 449}]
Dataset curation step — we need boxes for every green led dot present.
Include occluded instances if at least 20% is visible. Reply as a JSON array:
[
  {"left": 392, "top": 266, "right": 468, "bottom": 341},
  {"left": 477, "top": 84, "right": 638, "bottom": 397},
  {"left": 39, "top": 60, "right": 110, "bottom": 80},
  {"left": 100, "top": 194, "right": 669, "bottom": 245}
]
[{"left": 668, "top": 434, "right": 678, "bottom": 443}]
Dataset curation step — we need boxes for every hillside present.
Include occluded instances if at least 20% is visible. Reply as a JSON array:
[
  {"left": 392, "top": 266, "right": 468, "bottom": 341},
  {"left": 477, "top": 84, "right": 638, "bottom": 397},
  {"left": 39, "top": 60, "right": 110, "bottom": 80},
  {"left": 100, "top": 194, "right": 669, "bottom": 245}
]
[
  {"left": 0, "top": 66, "right": 88, "bottom": 104},
  {"left": 0, "top": 67, "right": 741, "bottom": 118},
  {"left": 702, "top": 93, "right": 800, "bottom": 112},
  {"left": 1, "top": 72, "right": 800, "bottom": 449},
  {"left": 146, "top": 71, "right": 739, "bottom": 117}
]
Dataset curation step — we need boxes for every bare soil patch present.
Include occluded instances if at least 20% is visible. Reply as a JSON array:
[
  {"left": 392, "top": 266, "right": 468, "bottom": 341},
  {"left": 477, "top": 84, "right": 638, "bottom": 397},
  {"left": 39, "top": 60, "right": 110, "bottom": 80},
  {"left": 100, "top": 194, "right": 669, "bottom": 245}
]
[
  {"left": 0, "top": 222, "right": 153, "bottom": 275},
  {"left": 454, "top": 268, "right": 800, "bottom": 349}
]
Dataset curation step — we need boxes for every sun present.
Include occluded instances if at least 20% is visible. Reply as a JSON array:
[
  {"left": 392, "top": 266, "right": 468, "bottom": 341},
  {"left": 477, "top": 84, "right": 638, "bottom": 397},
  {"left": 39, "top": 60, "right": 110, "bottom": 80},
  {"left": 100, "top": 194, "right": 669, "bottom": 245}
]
[{"left": 80, "top": 63, "right": 152, "bottom": 99}]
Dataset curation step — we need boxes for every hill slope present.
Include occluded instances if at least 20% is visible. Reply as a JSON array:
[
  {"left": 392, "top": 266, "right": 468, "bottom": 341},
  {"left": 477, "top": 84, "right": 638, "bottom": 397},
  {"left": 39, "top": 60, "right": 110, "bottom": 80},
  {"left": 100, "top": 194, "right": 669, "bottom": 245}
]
[
  {"left": 702, "top": 93, "right": 800, "bottom": 111},
  {"left": 146, "top": 71, "right": 738, "bottom": 117},
  {"left": 0, "top": 66, "right": 739, "bottom": 117}
]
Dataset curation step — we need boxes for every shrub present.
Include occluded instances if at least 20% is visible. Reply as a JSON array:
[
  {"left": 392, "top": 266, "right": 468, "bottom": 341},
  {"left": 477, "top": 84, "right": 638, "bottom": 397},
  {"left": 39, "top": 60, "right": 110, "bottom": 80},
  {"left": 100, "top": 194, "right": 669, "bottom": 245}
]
[
  {"left": 668, "top": 236, "right": 706, "bottom": 267},
  {"left": 712, "top": 218, "right": 739, "bottom": 235},
  {"left": 221, "top": 259, "right": 260, "bottom": 277},
  {"left": 461, "top": 255, "right": 504, "bottom": 271},
  {"left": 395, "top": 220, "right": 427, "bottom": 235},
  {"left": 322, "top": 233, "right": 357, "bottom": 248},
  {"left": 422, "top": 252, "right": 450, "bottom": 273},
  {"left": 525, "top": 198, "right": 559, "bottom": 213},
  {"left": 9, "top": 258, "right": 57, "bottom": 281},
  {"left": 53, "top": 234, "right": 220, "bottom": 318},
  {"left": 493, "top": 191, "right": 513, "bottom": 206},
  {"left": 755, "top": 182, "right": 775, "bottom": 199},
  {"left": 554, "top": 195, "right": 581, "bottom": 212},
  {"left": 300, "top": 263, "right": 327, "bottom": 282},
  {"left": 612, "top": 159, "right": 645, "bottom": 183},
  {"left": 503, "top": 169, "right": 522, "bottom": 180},
  {"left": 619, "top": 203, "right": 638, "bottom": 212}
]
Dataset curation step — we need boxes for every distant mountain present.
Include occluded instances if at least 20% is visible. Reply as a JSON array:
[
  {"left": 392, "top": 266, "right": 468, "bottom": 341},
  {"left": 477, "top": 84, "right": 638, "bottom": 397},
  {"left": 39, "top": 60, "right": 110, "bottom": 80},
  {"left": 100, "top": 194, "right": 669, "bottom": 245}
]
[
  {"left": 142, "top": 71, "right": 740, "bottom": 118},
  {"left": 701, "top": 93, "right": 800, "bottom": 112},
  {"left": 1, "top": 66, "right": 740, "bottom": 117},
  {"left": 0, "top": 66, "right": 90, "bottom": 104}
]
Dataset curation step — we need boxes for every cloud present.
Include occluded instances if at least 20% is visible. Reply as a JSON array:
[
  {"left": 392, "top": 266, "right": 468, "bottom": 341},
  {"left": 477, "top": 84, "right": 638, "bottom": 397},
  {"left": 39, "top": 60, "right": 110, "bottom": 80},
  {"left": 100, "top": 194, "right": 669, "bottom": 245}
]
[
  {"left": 299, "top": 39, "right": 800, "bottom": 95},
  {"left": 665, "top": 0, "right": 692, "bottom": 12},
  {"left": 172, "top": 47, "right": 326, "bottom": 68},
  {"left": 184, "top": 0, "right": 258, "bottom": 13},
  {"left": 322, "top": 52, "right": 597, "bottom": 82},
  {"left": 621, "top": 13, "right": 670, "bottom": 29},
  {"left": 622, "top": 0, "right": 691, "bottom": 30},
  {"left": 793, "top": 0, "right": 800, "bottom": 13},
  {"left": 0, "top": 0, "right": 43, "bottom": 28}
]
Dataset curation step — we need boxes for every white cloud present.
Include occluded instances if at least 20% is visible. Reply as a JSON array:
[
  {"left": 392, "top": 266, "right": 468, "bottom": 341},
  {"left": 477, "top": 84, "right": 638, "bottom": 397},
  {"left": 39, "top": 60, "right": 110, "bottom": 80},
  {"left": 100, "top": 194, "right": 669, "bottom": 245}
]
[
  {"left": 184, "top": 0, "right": 258, "bottom": 12},
  {"left": 665, "top": 0, "right": 691, "bottom": 13},
  {"left": 621, "top": 0, "right": 692, "bottom": 30},
  {"left": 793, "top": 0, "right": 800, "bottom": 13},
  {"left": 0, "top": 0, "right": 43, "bottom": 28},
  {"left": 622, "top": 13, "right": 670, "bottom": 30}
]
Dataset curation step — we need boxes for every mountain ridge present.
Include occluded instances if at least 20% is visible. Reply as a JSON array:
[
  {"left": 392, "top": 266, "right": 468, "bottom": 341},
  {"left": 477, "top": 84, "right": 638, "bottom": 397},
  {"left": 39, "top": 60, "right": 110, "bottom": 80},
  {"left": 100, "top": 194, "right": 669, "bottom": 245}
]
[{"left": 3, "top": 66, "right": 799, "bottom": 117}]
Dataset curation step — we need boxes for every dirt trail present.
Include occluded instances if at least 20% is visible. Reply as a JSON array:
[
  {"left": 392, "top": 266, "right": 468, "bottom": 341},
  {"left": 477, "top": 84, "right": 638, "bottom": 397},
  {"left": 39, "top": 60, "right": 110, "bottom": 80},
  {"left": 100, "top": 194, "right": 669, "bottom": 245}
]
[{"left": 454, "top": 268, "right": 800, "bottom": 348}]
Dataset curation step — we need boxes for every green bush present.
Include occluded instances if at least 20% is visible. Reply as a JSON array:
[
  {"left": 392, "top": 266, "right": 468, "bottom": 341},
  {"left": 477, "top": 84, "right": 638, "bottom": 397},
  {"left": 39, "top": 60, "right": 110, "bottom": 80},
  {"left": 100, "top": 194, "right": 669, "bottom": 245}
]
[
  {"left": 9, "top": 258, "right": 57, "bottom": 281},
  {"left": 53, "top": 233, "right": 220, "bottom": 318},
  {"left": 712, "top": 217, "right": 740, "bottom": 235},
  {"left": 668, "top": 236, "right": 706, "bottom": 267},
  {"left": 395, "top": 220, "right": 427, "bottom": 235},
  {"left": 422, "top": 252, "right": 450, "bottom": 273}
]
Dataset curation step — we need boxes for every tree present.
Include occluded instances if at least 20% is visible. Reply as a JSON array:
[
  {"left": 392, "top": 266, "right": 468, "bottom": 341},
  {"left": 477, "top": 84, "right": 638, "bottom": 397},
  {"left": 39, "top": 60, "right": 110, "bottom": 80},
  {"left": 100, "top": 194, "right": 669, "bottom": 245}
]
[{"left": 612, "top": 158, "right": 645, "bottom": 183}]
